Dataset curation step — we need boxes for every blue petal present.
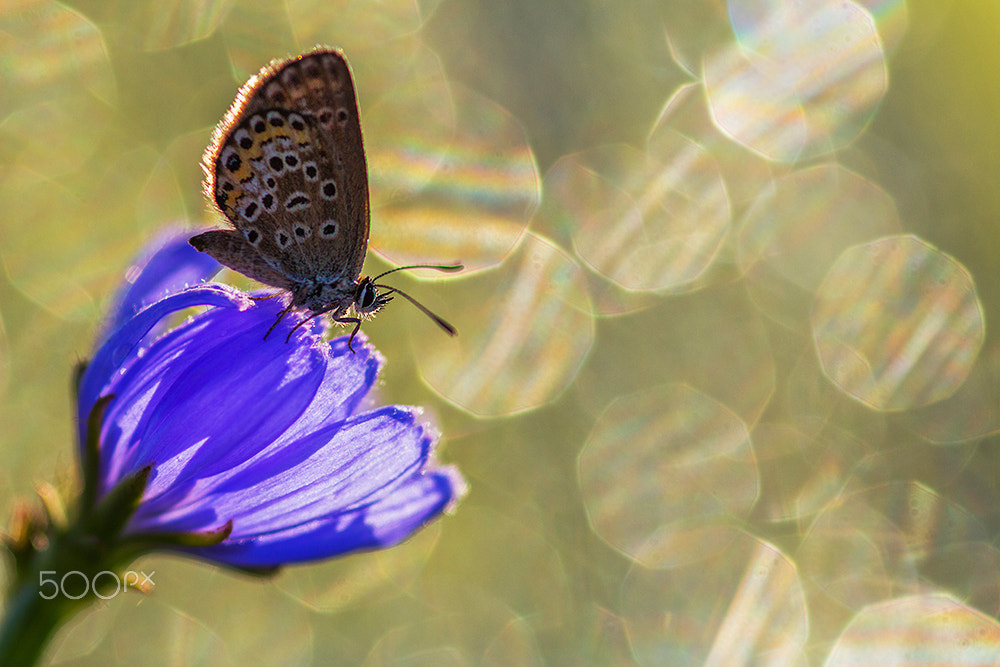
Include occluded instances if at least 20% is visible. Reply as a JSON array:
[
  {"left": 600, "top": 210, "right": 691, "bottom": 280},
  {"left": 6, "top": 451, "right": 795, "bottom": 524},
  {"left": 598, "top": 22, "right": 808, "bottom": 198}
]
[
  {"left": 184, "top": 468, "right": 463, "bottom": 568},
  {"left": 103, "top": 305, "right": 316, "bottom": 475},
  {"left": 78, "top": 284, "right": 250, "bottom": 452},
  {"left": 93, "top": 297, "right": 363, "bottom": 496},
  {"left": 83, "top": 238, "right": 466, "bottom": 568},
  {"left": 119, "top": 331, "right": 381, "bottom": 513},
  {"left": 129, "top": 405, "right": 429, "bottom": 534},
  {"left": 102, "top": 229, "right": 221, "bottom": 342}
]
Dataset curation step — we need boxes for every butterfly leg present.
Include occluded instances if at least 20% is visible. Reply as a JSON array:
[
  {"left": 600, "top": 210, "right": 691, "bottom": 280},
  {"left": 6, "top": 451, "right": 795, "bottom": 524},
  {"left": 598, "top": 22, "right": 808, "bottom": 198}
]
[
  {"left": 285, "top": 310, "right": 328, "bottom": 343},
  {"left": 265, "top": 305, "right": 293, "bottom": 340},
  {"left": 331, "top": 315, "right": 363, "bottom": 353}
]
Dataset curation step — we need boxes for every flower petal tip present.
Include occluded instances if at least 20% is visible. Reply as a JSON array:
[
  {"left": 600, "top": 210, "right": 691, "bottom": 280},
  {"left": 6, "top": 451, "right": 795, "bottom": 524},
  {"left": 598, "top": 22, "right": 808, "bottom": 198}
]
[{"left": 437, "top": 465, "right": 468, "bottom": 514}]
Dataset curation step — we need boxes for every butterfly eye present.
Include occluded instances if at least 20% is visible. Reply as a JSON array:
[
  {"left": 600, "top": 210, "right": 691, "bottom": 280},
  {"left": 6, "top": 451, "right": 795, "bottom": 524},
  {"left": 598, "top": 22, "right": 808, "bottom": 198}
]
[{"left": 356, "top": 281, "right": 379, "bottom": 312}]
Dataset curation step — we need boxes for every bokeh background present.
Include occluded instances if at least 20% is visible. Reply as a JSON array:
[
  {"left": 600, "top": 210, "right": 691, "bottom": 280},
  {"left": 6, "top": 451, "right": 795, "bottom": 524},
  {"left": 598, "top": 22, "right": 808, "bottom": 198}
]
[{"left": 3, "top": 0, "right": 1000, "bottom": 664}]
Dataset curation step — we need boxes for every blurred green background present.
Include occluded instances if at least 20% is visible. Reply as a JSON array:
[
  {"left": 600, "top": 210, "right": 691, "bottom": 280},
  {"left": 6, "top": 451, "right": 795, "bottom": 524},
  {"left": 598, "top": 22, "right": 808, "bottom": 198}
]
[{"left": 4, "top": 0, "right": 1000, "bottom": 664}]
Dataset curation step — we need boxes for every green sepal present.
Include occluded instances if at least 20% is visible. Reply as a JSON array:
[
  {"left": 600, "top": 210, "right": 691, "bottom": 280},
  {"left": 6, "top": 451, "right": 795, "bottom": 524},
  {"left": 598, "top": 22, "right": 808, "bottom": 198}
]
[
  {"left": 119, "top": 519, "right": 234, "bottom": 553},
  {"left": 118, "top": 521, "right": 281, "bottom": 578},
  {"left": 0, "top": 502, "right": 48, "bottom": 581},
  {"left": 223, "top": 563, "right": 281, "bottom": 578},
  {"left": 71, "top": 360, "right": 88, "bottom": 399},
  {"left": 79, "top": 394, "right": 114, "bottom": 517},
  {"left": 36, "top": 483, "right": 67, "bottom": 531},
  {"left": 86, "top": 464, "right": 151, "bottom": 544}
]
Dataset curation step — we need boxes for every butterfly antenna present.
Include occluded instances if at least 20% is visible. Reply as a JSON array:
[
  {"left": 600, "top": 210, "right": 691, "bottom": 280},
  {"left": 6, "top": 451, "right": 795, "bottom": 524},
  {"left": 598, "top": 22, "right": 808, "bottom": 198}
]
[
  {"left": 371, "top": 263, "right": 463, "bottom": 282},
  {"left": 376, "top": 284, "right": 457, "bottom": 336}
]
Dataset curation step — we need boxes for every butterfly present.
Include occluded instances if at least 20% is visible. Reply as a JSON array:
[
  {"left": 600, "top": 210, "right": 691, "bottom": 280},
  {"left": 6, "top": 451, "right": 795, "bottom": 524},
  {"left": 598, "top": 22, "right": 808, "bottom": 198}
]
[{"left": 189, "top": 47, "right": 461, "bottom": 350}]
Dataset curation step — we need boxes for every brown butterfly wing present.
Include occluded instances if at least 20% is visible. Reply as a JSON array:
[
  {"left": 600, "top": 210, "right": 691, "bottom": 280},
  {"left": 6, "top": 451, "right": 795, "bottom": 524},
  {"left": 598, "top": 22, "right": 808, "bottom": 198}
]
[
  {"left": 188, "top": 229, "right": 293, "bottom": 290},
  {"left": 200, "top": 48, "right": 370, "bottom": 291}
]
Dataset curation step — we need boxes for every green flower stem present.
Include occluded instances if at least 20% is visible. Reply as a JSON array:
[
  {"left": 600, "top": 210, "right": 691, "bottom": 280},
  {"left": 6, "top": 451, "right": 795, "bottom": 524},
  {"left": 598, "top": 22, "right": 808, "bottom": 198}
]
[
  {"left": 1, "top": 463, "right": 233, "bottom": 666},
  {"left": 0, "top": 524, "right": 116, "bottom": 666},
  {"left": 2, "top": 391, "right": 238, "bottom": 664},
  {"left": 1, "top": 579, "right": 65, "bottom": 666},
  {"left": 0, "top": 407, "right": 153, "bottom": 667}
]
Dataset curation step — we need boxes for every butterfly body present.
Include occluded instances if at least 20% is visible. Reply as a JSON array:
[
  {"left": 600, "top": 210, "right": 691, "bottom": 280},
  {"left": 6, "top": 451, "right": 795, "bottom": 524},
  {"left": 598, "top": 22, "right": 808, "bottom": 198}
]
[{"left": 190, "top": 48, "right": 459, "bottom": 346}]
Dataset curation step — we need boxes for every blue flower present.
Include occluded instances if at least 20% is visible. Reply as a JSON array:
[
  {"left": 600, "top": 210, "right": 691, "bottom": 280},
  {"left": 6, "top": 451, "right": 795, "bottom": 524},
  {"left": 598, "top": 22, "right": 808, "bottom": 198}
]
[{"left": 75, "top": 234, "right": 464, "bottom": 569}]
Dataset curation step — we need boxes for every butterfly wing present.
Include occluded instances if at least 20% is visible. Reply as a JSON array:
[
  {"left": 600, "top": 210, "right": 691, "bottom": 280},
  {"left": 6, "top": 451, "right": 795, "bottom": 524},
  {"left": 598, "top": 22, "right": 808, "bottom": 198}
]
[
  {"left": 188, "top": 229, "right": 293, "bottom": 290},
  {"left": 199, "top": 48, "right": 370, "bottom": 289}
]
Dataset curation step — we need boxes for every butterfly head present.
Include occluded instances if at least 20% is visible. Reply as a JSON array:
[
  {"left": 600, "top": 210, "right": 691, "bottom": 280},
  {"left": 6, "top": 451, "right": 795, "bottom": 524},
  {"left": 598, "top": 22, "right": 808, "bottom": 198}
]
[
  {"left": 278, "top": 264, "right": 462, "bottom": 349},
  {"left": 353, "top": 263, "right": 465, "bottom": 335},
  {"left": 353, "top": 277, "right": 393, "bottom": 316}
]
